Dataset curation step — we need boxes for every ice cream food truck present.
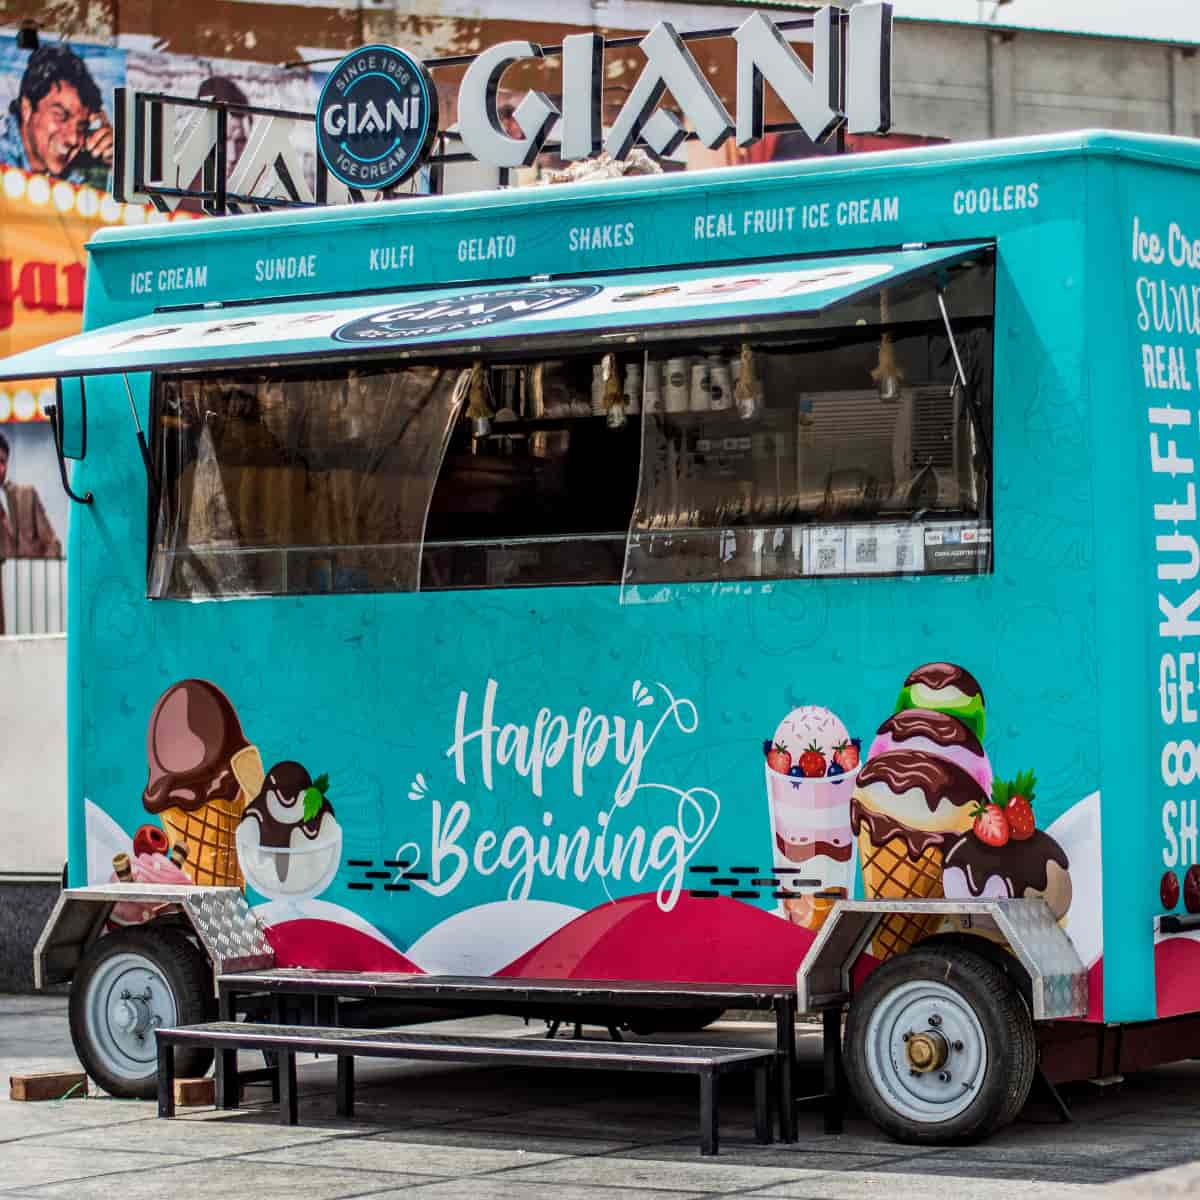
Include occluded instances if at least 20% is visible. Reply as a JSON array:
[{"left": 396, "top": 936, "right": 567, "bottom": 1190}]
[{"left": 3, "top": 5, "right": 1199, "bottom": 1151}]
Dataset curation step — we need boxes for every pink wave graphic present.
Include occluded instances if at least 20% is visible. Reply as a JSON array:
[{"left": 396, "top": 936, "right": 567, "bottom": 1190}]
[
  {"left": 496, "top": 894, "right": 823, "bottom": 984},
  {"left": 266, "top": 918, "right": 423, "bottom": 973},
  {"left": 1086, "top": 958, "right": 1104, "bottom": 1021},
  {"left": 1156, "top": 938, "right": 1200, "bottom": 1018}
]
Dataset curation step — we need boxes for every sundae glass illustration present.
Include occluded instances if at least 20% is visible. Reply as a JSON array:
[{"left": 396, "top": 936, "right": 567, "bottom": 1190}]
[
  {"left": 762, "top": 704, "right": 859, "bottom": 930},
  {"left": 234, "top": 750, "right": 343, "bottom": 906}
]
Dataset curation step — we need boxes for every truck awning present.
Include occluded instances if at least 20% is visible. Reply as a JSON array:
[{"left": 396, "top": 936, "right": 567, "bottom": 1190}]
[{"left": 0, "top": 241, "right": 990, "bottom": 382}]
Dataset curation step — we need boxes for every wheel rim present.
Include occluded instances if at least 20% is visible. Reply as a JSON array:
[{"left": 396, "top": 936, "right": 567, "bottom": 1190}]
[
  {"left": 83, "top": 951, "right": 178, "bottom": 1082},
  {"left": 862, "top": 978, "right": 987, "bottom": 1123}
]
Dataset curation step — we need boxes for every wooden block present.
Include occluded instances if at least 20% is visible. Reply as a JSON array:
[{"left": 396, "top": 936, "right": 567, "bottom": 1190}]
[
  {"left": 174, "top": 1077, "right": 215, "bottom": 1107},
  {"left": 10, "top": 1071, "right": 88, "bottom": 1102}
]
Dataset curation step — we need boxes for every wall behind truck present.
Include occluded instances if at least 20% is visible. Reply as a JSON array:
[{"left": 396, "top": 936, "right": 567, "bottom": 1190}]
[{"left": 0, "top": 633, "right": 65, "bottom": 991}]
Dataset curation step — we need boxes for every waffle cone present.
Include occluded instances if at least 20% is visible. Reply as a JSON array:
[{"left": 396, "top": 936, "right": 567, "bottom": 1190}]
[
  {"left": 858, "top": 828, "right": 944, "bottom": 960},
  {"left": 159, "top": 793, "right": 246, "bottom": 888}
]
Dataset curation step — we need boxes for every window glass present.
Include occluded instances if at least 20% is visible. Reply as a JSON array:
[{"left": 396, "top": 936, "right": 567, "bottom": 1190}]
[
  {"left": 622, "top": 261, "right": 994, "bottom": 590},
  {"left": 149, "top": 253, "right": 993, "bottom": 599},
  {"left": 421, "top": 357, "right": 642, "bottom": 590},
  {"left": 150, "top": 363, "right": 464, "bottom": 598}
]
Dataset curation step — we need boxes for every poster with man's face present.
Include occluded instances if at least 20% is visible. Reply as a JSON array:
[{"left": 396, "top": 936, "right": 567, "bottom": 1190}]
[{"left": 0, "top": 40, "right": 123, "bottom": 188}]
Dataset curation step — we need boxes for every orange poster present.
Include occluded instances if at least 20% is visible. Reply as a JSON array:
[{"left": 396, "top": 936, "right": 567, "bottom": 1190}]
[{"left": 0, "top": 168, "right": 194, "bottom": 421}]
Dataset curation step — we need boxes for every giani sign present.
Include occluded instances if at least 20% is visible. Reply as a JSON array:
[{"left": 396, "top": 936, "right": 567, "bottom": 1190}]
[{"left": 114, "top": 4, "right": 893, "bottom": 212}]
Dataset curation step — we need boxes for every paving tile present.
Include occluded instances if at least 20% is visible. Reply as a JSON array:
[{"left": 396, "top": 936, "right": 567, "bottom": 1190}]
[
  {"left": 363, "top": 1181, "right": 715, "bottom": 1200},
  {"left": 0, "top": 1101, "right": 153, "bottom": 1143},
  {"left": 1102, "top": 1160, "right": 1200, "bottom": 1197},
  {"left": 814, "top": 1158, "right": 1130, "bottom": 1186},
  {"left": 745, "top": 1168, "right": 1111, "bottom": 1199},
  {"left": 21, "top": 1113, "right": 349, "bottom": 1159},
  {"left": 244, "top": 1136, "right": 568, "bottom": 1177},
  {"left": 0, "top": 1141, "right": 193, "bottom": 1190},
  {"left": 365, "top": 1123, "right": 640, "bottom": 1157},
  {"left": 1102, "top": 1146, "right": 1200, "bottom": 1177},
  {"left": 620, "top": 1145, "right": 909, "bottom": 1173},
  {"left": 494, "top": 1152, "right": 816, "bottom": 1193},
  {"left": 14, "top": 1159, "right": 426, "bottom": 1200}
]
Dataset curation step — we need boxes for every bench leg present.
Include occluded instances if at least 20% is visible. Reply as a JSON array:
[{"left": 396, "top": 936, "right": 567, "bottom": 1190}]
[
  {"left": 822, "top": 1007, "right": 845, "bottom": 1135},
  {"left": 278, "top": 1051, "right": 298, "bottom": 1126},
  {"left": 754, "top": 1062, "right": 772, "bottom": 1145},
  {"left": 216, "top": 990, "right": 238, "bottom": 1109},
  {"left": 157, "top": 1040, "right": 175, "bottom": 1119},
  {"left": 270, "top": 995, "right": 283, "bottom": 1102},
  {"left": 700, "top": 1070, "right": 719, "bottom": 1156},
  {"left": 775, "top": 995, "right": 797, "bottom": 1143},
  {"left": 216, "top": 1047, "right": 239, "bottom": 1109},
  {"left": 336, "top": 1055, "right": 355, "bottom": 1118}
]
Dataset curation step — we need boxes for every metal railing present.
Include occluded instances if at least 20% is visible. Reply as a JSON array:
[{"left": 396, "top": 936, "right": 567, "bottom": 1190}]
[{"left": 1, "top": 557, "right": 66, "bottom": 636}]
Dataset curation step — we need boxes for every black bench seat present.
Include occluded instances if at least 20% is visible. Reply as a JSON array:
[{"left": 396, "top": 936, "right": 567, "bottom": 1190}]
[{"left": 155, "top": 1021, "right": 774, "bottom": 1155}]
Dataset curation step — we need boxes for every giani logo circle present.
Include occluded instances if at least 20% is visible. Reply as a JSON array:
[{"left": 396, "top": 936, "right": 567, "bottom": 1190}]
[{"left": 316, "top": 45, "right": 438, "bottom": 190}]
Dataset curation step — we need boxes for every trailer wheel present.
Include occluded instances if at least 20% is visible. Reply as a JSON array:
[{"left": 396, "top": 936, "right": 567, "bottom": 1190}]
[
  {"left": 843, "top": 944, "right": 1035, "bottom": 1144},
  {"left": 69, "top": 925, "right": 214, "bottom": 1099}
]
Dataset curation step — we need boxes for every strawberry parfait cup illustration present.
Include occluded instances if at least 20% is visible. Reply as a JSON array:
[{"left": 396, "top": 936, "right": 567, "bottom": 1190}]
[
  {"left": 762, "top": 705, "right": 859, "bottom": 930},
  {"left": 234, "top": 755, "right": 343, "bottom": 906}
]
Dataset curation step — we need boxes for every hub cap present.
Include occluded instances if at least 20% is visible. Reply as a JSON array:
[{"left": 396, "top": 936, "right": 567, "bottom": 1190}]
[
  {"left": 84, "top": 952, "right": 178, "bottom": 1081},
  {"left": 864, "top": 978, "right": 986, "bottom": 1122}
]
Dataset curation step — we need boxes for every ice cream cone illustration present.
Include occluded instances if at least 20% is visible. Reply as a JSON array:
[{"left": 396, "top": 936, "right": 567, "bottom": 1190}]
[
  {"left": 761, "top": 706, "right": 859, "bottom": 927},
  {"left": 852, "top": 750, "right": 984, "bottom": 958},
  {"left": 236, "top": 761, "right": 342, "bottom": 902},
  {"left": 856, "top": 824, "right": 949, "bottom": 958},
  {"left": 852, "top": 662, "right": 993, "bottom": 959},
  {"left": 157, "top": 796, "right": 244, "bottom": 887},
  {"left": 142, "top": 680, "right": 253, "bottom": 889}
]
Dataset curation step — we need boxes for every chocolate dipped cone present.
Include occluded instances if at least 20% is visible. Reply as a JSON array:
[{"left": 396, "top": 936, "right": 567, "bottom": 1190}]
[
  {"left": 158, "top": 797, "right": 243, "bottom": 887},
  {"left": 857, "top": 830, "right": 946, "bottom": 958},
  {"left": 851, "top": 748, "right": 983, "bottom": 959}
]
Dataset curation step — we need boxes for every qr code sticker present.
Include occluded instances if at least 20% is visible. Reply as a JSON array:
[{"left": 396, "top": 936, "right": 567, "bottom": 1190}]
[
  {"left": 818, "top": 548, "right": 837, "bottom": 570},
  {"left": 896, "top": 542, "right": 911, "bottom": 567},
  {"left": 856, "top": 538, "right": 878, "bottom": 565}
]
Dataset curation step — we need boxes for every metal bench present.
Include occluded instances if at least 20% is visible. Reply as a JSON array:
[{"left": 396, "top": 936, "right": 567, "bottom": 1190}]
[
  {"left": 217, "top": 970, "right": 834, "bottom": 1140},
  {"left": 155, "top": 1021, "right": 775, "bottom": 1156}
]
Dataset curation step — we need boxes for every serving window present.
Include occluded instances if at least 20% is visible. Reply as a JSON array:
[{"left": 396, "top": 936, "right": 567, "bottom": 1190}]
[{"left": 150, "top": 253, "right": 994, "bottom": 599}]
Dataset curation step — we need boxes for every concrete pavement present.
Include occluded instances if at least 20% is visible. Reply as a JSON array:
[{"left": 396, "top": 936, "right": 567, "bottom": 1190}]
[{"left": 3, "top": 994, "right": 1200, "bottom": 1199}]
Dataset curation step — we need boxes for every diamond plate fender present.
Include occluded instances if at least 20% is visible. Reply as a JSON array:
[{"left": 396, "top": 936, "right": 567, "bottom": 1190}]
[
  {"left": 796, "top": 898, "right": 1087, "bottom": 1021},
  {"left": 33, "top": 885, "right": 274, "bottom": 990}
]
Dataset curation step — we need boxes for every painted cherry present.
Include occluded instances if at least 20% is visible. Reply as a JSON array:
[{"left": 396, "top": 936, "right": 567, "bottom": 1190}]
[{"left": 133, "top": 824, "right": 169, "bottom": 858}]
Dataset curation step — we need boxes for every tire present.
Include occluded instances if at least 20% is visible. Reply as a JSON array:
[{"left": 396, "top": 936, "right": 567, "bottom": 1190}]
[
  {"left": 69, "top": 925, "right": 215, "bottom": 1099},
  {"left": 843, "top": 944, "right": 1036, "bottom": 1144},
  {"left": 626, "top": 1009, "right": 725, "bottom": 1035}
]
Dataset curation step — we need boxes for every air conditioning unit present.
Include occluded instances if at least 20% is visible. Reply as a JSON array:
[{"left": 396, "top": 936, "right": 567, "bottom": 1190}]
[
  {"left": 896, "top": 384, "right": 965, "bottom": 508},
  {"left": 795, "top": 384, "right": 968, "bottom": 513},
  {"left": 794, "top": 389, "right": 901, "bottom": 513}
]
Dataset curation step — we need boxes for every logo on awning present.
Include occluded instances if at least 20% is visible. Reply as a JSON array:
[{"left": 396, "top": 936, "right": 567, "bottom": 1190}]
[{"left": 332, "top": 284, "right": 603, "bottom": 342}]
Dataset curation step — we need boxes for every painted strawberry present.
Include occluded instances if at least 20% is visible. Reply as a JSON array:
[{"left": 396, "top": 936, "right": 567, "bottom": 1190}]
[
  {"left": 832, "top": 739, "right": 860, "bottom": 772},
  {"left": 799, "top": 742, "right": 827, "bottom": 778},
  {"left": 766, "top": 743, "right": 792, "bottom": 774},
  {"left": 971, "top": 801, "right": 1010, "bottom": 848},
  {"left": 1001, "top": 769, "right": 1036, "bottom": 841}
]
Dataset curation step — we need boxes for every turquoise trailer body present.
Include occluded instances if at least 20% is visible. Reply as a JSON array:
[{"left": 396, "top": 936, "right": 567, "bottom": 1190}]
[{"left": 11, "top": 130, "right": 1200, "bottom": 1030}]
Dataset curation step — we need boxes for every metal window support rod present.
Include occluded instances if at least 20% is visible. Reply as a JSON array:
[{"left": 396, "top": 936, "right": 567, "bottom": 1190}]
[
  {"left": 124, "top": 374, "right": 160, "bottom": 498},
  {"left": 281, "top": 18, "right": 818, "bottom": 70},
  {"left": 936, "top": 284, "right": 993, "bottom": 463}
]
